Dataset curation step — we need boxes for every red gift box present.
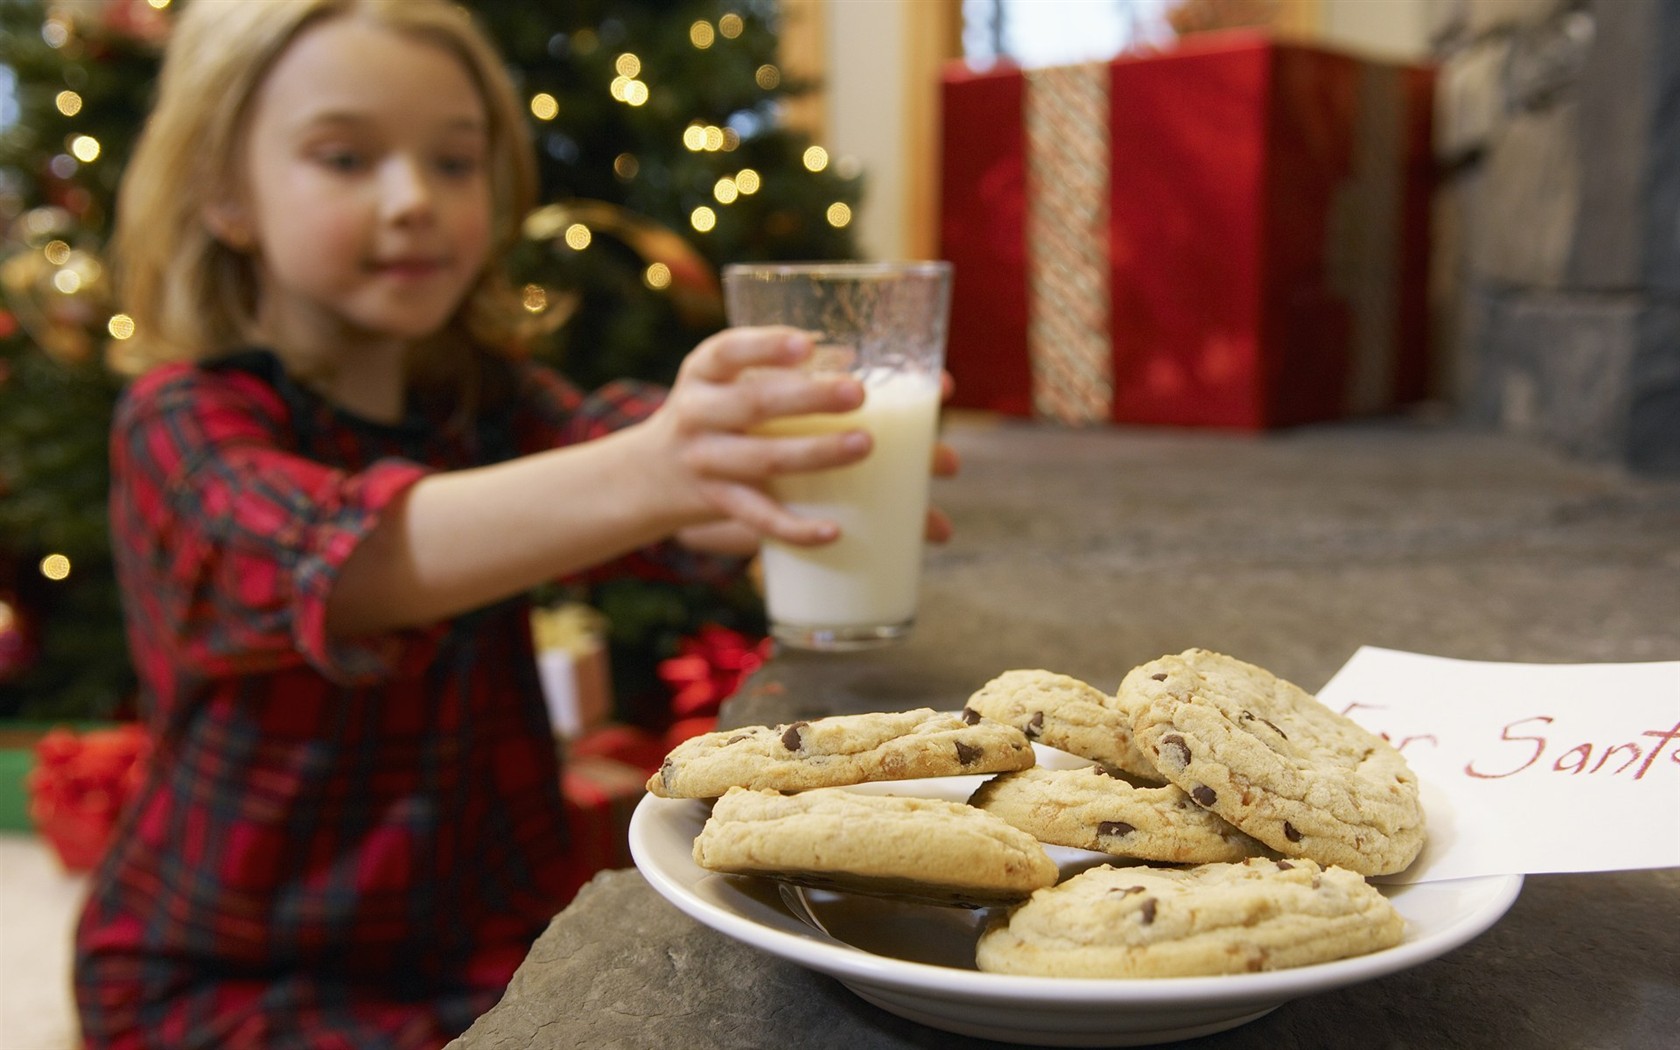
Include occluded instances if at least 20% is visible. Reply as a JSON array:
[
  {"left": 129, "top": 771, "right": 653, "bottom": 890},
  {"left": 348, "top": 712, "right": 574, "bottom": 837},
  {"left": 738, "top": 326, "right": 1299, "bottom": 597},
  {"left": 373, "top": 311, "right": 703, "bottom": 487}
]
[{"left": 939, "top": 31, "right": 1435, "bottom": 430}]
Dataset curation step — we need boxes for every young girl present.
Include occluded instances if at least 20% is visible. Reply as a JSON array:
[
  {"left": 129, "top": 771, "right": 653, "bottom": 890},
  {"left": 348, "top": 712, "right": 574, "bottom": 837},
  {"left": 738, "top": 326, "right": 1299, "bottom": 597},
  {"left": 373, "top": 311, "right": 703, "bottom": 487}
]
[{"left": 75, "top": 2, "right": 952, "bottom": 1046}]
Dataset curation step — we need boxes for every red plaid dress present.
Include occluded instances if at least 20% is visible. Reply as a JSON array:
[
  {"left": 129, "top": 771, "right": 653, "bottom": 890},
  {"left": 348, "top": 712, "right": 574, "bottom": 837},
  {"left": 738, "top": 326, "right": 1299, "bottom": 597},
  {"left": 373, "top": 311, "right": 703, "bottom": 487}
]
[{"left": 76, "top": 349, "right": 704, "bottom": 1049}]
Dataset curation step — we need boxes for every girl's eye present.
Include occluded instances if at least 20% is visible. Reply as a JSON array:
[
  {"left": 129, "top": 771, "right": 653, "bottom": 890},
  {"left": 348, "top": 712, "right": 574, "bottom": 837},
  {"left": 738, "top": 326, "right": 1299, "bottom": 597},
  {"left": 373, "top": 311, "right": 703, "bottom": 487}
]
[
  {"left": 435, "top": 154, "right": 482, "bottom": 178},
  {"left": 314, "top": 148, "right": 368, "bottom": 173}
]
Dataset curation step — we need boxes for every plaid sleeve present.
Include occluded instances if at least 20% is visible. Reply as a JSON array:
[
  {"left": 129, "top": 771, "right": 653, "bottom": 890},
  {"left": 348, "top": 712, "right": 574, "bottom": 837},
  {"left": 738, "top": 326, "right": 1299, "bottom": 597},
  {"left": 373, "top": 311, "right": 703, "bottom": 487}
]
[
  {"left": 512, "top": 363, "right": 750, "bottom": 587},
  {"left": 510, "top": 363, "right": 663, "bottom": 444},
  {"left": 111, "top": 367, "right": 441, "bottom": 685}
]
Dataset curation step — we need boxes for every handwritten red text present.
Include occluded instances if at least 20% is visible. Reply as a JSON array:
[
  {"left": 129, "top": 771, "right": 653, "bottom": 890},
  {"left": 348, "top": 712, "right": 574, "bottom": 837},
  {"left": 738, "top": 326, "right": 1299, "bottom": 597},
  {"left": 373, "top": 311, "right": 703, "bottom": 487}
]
[{"left": 1464, "top": 717, "right": 1680, "bottom": 780}]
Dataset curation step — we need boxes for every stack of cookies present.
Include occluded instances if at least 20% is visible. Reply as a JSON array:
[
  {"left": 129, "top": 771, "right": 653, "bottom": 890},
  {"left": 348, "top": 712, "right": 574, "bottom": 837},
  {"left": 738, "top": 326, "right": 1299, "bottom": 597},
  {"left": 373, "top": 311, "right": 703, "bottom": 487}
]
[
  {"left": 647, "top": 708, "right": 1060, "bottom": 904},
  {"left": 645, "top": 648, "right": 1425, "bottom": 978}
]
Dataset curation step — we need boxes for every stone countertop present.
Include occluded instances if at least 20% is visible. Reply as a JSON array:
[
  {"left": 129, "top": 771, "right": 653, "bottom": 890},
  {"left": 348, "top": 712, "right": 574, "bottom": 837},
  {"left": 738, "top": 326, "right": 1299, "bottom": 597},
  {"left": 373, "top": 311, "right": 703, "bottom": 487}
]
[
  {"left": 451, "top": 415, "right": 1680, "bottom": 1049},
  {"left": 452, "top": 866, "right": 1678, "bottom": 1050}
]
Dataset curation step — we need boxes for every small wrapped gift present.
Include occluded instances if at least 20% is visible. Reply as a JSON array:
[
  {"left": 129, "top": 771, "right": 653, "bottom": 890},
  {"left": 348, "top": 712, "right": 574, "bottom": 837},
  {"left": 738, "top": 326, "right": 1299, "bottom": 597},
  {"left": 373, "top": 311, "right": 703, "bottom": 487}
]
[
  {"left": 26, "top": 723, "right": 149, "bottom": 872},
  {"left": 940, "top": 30, "right": 1435, "bottom": 429},
  {"left": 532, "top": 602, "right": 613, "bottom": 740}
]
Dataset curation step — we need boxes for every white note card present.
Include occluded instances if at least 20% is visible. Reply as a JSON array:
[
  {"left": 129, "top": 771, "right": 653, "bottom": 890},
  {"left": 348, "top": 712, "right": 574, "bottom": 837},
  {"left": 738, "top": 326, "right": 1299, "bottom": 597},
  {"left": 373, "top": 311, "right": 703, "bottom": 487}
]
[{"left": 1316, "top": 647, "right": 1680, "bottom": 884}]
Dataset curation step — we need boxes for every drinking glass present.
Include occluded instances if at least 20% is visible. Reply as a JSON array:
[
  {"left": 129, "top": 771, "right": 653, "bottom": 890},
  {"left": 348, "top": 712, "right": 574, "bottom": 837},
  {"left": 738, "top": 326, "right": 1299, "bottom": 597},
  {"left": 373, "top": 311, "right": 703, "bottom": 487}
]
[{"left": 722, "top": 261, "right": 953, "bottom": 651}]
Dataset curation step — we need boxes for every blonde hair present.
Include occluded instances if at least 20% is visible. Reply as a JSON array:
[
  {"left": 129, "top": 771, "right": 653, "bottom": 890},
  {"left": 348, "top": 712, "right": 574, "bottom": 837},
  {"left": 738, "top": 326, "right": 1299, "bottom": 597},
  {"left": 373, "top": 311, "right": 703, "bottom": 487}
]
[{"left": 114, "top": 0, "right": 536, "bottom": 370}]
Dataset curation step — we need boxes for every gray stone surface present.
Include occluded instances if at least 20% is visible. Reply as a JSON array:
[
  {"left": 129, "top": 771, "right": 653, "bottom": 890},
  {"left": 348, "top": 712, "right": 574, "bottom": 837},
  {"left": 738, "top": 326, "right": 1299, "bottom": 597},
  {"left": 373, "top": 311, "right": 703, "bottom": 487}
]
[
  {"left": 1482, "top": 292, "right": 1640, "bottom": 462},
  {"left": 451, "top": 416, "right": 1679, "bottom": 1049},
  {"left": 1436, "top": 0, "right": 1680, "bottom": 474},
  {"left": 1426, "top": 0, "right": 1470, "bottom": 47},
  {"left": 1570, "top": 0, "right": 1652, "bottom": 291},
  {"left": 1465, "top": 0, "right": 1577, "bottom": 39},
  {"left": 1476, "top": 292, "right": 1680, "bottom": 470},
  {"left": 735, "top": 415, "right": 1680, "bottom": 720},
  {"left": 1630, "top": 303, "right": 1680, "bottom": 471},
  {"left": 1434, "top": 38, "right": 1505, "bottom": 162},
  {"left": 1501, "top": 7, "right": 1592, "bottom": 113},
  {"left": 1471, "top": 99, "right": 1579, "bottom": 288},
  {"left": 1643, "top": 0, "right": 1680, "bottom": 293}
]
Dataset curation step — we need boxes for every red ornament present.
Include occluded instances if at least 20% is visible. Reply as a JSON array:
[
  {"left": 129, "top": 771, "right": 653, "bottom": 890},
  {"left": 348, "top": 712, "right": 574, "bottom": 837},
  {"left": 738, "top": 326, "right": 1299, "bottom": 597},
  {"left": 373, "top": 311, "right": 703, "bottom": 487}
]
[
  {"left": 0, "top": 593, "right": 38, "bottom": 683},
  {"left": 26, "top": 723, "right": 151, "bottom": 871},
  {"left": 656, "top": 624, "right": 772, "bottom": 721}
]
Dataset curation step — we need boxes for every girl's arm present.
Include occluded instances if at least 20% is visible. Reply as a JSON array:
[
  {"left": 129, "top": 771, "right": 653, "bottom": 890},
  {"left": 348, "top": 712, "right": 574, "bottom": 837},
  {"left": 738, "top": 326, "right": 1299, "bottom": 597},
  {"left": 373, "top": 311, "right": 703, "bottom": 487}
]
[{"left": 324, "top": 328, "right": 866, "bottom": 637}]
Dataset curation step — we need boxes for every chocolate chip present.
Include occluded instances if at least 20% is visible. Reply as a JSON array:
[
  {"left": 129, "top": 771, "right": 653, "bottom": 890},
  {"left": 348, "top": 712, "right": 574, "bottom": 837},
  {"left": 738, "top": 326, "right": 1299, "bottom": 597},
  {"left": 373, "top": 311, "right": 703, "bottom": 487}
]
[
  {"left": 781, "top": 722, "right": 807, "bottom": 751},
  {"left": 960, "top": 707, "right": 981, "bottom": 725},
  {"left": 1283, "top": 821, "right": 1302, "bottom": 843},
  {"left": 1276, "top": 860, "right": 1294, "bottom": 870},
  {"left": 1098, "top": 821, "right": 1135, "bottom": 838},
  {"left": 1238, "top": 710, "right": 1288, "bottom": 740},
  {"left": 1158, "top": 734, "right": 1191, "bottom": 769},
  {"left": 1140, "top": 898, "right": 1157, "bottom": 924},
  {"left": 1026, "top": 711, "right": 1044, "bottom": 737},
  {"left": 726, "top": 733, "right": 750, "bottom": 745},
  {"left": 1150, "top": 672, "right": 1167, "bottom": 681},
  {"left": 955, "top": 741, "right": 982, "bottom": 764},
  {"left": 1191, "top": 785, "right": 1217, "bottom": 807}
]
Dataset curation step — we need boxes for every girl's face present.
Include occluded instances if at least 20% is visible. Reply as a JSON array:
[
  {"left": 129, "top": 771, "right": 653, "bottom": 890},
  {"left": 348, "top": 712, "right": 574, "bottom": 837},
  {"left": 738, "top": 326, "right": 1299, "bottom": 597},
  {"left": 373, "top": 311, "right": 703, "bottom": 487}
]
[{"left": 228, "top": 16, "right": 494, "bottom": 358}]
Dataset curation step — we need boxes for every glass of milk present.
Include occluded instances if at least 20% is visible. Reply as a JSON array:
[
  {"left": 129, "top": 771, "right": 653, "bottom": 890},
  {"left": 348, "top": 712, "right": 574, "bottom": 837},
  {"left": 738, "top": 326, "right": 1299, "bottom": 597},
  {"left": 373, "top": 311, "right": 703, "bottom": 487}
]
[{"left": 722, "top": 261, "right": 953, "bottom": 651}]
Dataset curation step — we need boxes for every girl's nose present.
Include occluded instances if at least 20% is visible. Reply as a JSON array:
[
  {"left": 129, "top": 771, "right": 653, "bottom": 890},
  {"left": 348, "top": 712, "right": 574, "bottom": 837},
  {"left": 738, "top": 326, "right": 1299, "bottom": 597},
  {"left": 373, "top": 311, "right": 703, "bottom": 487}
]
[{"left": 380, "top": 156, "right": 435, "bottom": 225}]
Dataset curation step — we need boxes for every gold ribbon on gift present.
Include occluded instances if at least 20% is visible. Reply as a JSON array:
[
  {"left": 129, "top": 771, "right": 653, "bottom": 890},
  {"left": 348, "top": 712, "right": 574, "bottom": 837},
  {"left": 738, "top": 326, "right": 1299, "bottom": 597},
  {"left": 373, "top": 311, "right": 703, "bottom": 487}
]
[
  {"left": 531, "top": 601, "right": 607, "bottom": 656},
  {"left": 1024, "top": 62, "right": 1115, "bottom": 426}
]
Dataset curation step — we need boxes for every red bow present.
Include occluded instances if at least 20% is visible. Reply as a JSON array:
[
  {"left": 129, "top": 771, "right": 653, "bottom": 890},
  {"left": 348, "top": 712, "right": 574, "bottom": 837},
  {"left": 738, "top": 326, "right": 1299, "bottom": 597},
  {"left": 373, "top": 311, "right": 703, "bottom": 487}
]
[{"left": 657, "top": 624, "right": 772, "bottom": 722}]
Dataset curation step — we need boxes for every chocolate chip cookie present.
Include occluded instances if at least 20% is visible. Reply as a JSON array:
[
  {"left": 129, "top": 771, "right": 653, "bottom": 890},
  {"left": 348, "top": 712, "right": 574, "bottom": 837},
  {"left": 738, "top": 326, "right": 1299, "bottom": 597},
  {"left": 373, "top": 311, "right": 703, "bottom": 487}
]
[
  {"left": 968, "top": 765, "right": 1273, "bottom": 864},
  {"left": 1121, "top": 649, "right": 1425, "bottom": 876},
  {"left": 646, "top": 707, "right": 1036, "bottom": 799},
  {"left": 962, "top": 669, "right": 1162, "bottom": 782},
  {"left": 692, "top": 786, "right": 1060, "bottom": 905},
  {"left": 976, "top": 857, "right": 1405, "bottom": 977}
]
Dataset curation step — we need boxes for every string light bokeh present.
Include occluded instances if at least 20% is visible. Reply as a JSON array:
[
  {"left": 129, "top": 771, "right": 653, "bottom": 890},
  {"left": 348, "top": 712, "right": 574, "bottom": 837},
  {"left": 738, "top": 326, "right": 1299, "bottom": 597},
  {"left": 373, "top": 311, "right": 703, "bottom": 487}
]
[
  {"left": 526, "top": 10, "right": 857, "bottom": 249},
  {"left": 10, "top": 0, "right": 174, "bottom": 375}
]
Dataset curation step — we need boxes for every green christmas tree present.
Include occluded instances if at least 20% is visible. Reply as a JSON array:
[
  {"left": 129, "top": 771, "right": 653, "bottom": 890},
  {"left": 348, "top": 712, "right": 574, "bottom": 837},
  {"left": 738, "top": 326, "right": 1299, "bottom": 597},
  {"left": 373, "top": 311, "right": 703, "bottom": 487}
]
[{"left": 0, "top": 0, "right": 864, "bottom": 724}]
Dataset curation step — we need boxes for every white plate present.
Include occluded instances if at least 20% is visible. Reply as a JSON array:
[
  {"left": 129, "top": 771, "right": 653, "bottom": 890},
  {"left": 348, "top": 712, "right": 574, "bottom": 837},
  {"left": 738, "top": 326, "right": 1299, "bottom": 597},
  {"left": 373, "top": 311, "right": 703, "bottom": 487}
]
[{"left": 629, "top": 751, "right": 1523, "bottom": 1048}]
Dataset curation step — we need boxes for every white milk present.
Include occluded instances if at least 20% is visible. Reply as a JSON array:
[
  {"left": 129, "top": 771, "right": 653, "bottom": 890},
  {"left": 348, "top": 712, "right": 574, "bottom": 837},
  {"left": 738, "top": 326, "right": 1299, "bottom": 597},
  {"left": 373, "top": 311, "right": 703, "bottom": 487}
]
[{"left": 756, "top": 369, "right": 942, "bottom": 636}]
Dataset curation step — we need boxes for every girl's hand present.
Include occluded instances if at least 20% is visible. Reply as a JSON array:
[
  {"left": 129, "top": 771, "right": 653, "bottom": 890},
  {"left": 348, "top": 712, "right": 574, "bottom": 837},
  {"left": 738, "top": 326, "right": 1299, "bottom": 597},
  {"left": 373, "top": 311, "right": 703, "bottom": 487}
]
[
  {"left": 642, "top": 326, "right": 870, "bottom": 546},
  {"left": 677, "top": 436, "right": 961, "bottom": 555},
  {"left": 672, "top": 364, "right": 963, "bottom": 556}
]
